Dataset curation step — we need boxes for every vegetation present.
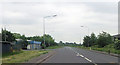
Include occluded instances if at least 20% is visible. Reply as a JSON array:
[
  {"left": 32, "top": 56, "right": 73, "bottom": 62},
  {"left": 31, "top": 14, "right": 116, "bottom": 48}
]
[
  {"left": 2, "top": 29, "right": 58, "bottom": 49},
  {"left": 83, "top": 32, "right": 113, "bottom": 48},
  {"left": 2, "top": 50, "right": 48, "bottom": 63},
  {"left": 114, "top": 39, "right": 120, "bottom": 50},
  {"left": 74, "top": 45, "right": 120, "bottom": 54},
  {"left": 2, "top": 29, "right": 15, "bottom": 42},
  {"left": 27, "top": 34, "right": 58, "bottom": 48},
  {"left": 83, "top": 36, "right": 91, "bottom": 47},
  {"left": 75, "top": 31, "right": 120, "bottom": 54},
  {"left": 46, "top": 46, "right": 63, "bottom": 49},
  {"left": 97, "top": 32, "right": 113, "bottom": 47}
]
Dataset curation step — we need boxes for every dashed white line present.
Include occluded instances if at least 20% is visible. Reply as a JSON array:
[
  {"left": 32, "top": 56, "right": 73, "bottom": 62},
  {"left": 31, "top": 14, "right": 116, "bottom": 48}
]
[
  {"left": 84, "top": 57, "right": 92, "bottom": 62},
  {"left": 70, "top": 47, "right": 97, "bottom": 65},
  {"left": 79, "top": 54, "right": 84, "bottom": 58}
]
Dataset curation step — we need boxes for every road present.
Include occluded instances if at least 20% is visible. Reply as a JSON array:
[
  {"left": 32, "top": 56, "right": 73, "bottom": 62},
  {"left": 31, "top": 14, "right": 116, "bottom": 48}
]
[{"left": 42, "top": 47, "right": 119, "bottom": 64}]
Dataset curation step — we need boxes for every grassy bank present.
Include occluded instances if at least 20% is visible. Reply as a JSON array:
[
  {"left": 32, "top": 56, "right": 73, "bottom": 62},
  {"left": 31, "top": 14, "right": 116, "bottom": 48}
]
[
  {"left": 2, "top": 50, "right": 48, "bottom": 63},
  {"left": 69, "top": 45, "right": 120, "bottom": 54},
  {"left": 46, "top": 46, "right": 64, "bottom": 49}
]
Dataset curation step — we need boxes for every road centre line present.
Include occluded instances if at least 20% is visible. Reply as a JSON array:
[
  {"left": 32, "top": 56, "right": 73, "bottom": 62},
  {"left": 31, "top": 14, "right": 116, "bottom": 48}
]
[
  {"left": 69, "top": 47, "right": 97, "bottom": 65},
  {"left": 84, "top": 57, "right": 92, "bottom": 62}
]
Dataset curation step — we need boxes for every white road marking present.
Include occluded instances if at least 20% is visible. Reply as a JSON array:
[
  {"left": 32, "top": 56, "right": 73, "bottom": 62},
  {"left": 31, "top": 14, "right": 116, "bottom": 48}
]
[
  {"left": 69, "top": 47, "right": 97, "bottom": 65},
  {"left": 79, "top": 54, "right": 84, "bottom": 58},
  {"left": 76, "top": 53, "right": 80, "bottom": 56},
  {"left": 84, "top": 57, "right": 92, "bottom": 62}
]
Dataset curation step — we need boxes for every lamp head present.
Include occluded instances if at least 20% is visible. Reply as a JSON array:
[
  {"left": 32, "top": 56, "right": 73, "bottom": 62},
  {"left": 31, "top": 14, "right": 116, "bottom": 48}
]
[
  {"left": 53, "top": 15, "right": 57, "bottom": 17},
  {"left": 81, "top": 26, "right": 84, "bottom": 27}
]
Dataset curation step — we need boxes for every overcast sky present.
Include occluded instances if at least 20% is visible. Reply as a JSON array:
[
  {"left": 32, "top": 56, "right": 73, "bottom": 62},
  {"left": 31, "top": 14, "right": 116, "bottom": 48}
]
[{"left": 0, "top": 0, "right": 119, "bottom": 43}]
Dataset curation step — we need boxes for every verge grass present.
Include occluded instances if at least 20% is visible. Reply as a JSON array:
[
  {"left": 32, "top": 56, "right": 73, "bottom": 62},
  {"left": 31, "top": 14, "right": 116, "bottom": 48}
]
[
  {"left": 2, "top": 50, "right": 48, "bottom": 63},
  {"left": 69, "top": 45, "right": 120, "bottom": 54}
]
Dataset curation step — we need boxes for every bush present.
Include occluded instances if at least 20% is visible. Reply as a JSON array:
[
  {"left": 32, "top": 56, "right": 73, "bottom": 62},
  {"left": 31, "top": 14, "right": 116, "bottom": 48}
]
[
  {"left": 97, "top": 32, "right": 113, "bottom": 47},
  {"left": 41, "top": 44, "right": 46, "bottom": 49},
  {"left": 114, "top": 39, "right": 120, "bottom": 50}
]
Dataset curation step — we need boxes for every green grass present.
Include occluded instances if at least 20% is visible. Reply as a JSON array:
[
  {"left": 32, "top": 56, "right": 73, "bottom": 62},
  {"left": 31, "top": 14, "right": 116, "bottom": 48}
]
[
  {"left": 91, "top": 47, "right": 120, "bottom": 54},
  {"left": 2, "top": 50, "right": 48, "bottom": 63},
  {"left": 69, "top": 45, "right": 120, "bottom": 54},
  {"left": 46, "top": 46, "right": 63, "bottom": 49}
]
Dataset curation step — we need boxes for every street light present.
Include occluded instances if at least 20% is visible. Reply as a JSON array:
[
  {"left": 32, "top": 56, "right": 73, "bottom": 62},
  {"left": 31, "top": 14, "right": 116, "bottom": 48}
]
[
  {"left": 80, "top": 26, "right": 89, "bottom": 36},
  {"left": 80, "top": 26, "right": 90, "bottom": 48},
  {"left": 43, "top": 14, "right": 57, "bottom": 47}
]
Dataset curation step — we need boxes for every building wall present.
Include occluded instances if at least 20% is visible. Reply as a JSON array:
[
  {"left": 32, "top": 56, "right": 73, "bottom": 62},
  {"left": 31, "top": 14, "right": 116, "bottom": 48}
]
[
  {"left": 2, "top": 43, "right": 12, "bottom": 54},
  {"left": 27, "top": 44, "right": 41, "bottom": 50}
]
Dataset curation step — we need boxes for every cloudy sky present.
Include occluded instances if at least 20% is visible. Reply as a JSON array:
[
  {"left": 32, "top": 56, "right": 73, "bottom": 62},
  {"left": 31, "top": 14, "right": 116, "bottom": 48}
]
[{"left": 0, "top": 0, "right": 119, "bottom": 43}]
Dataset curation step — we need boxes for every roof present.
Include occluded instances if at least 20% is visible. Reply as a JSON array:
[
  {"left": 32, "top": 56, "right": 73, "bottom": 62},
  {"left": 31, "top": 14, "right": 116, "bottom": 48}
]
[
  {"left": 28, "top": 41, "right": 41, "bottom": 44},
  {"left": 113, "top": 34, "right": 120, "bottom": 37},
  {"left": 0, "top": 41, "right": 11, "bottom": 44},
  {"left": 16, "top": 39, "right": 23, "bottom": 41}
]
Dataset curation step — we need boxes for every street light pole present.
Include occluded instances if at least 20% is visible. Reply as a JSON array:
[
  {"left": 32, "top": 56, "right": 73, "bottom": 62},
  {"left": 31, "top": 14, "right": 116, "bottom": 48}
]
[
  {"left": 43, "top": 17, "right": 45, "bottom": 46},
  {"left": 81, "top": 26, "right": 90, "bottom": 47},
  {"left": 43, "top": 15, "right": 57, "bottom": 47},
  {"left": 81, "top": 26, "right": 89, "bottom": 36}
]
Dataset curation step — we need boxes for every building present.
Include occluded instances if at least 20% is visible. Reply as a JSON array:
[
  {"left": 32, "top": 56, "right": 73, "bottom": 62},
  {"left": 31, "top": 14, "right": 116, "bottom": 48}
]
[
  {"left": 27, "top": 40, "right": 41, "bottom": 50},
  {"left": 0, "top": 33, "right": 1, "bottom": 41},
  {"left": 0, "top": 41, "right": 12, "bottom": 54},
  {"left": 113, "top": 34, "right": 120, "bottom": 41}
]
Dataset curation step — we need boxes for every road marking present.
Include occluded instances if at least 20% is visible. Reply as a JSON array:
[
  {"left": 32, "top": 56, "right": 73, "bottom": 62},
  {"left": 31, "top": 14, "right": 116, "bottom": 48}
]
[
  {"left": 79, "top": 54, "right": 84, "bottom": 58},
  {"left": 76, "top": 53, "right": 80, "bottom": 56},
  {"left": 69, "top": 47, "right": 97, "bottom": 65},
  {"left": 84, "top": 57, "right": 92, "bottom": 62}
]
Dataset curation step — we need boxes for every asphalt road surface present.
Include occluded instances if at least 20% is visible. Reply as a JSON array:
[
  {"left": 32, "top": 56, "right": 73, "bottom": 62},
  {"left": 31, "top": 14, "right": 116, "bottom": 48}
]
[{"left": 43, "top": 47, "right": 119, "bottom": 64}]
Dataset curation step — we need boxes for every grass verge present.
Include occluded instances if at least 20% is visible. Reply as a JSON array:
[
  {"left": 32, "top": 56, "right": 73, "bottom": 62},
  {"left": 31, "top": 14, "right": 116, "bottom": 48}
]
[
  {"left": 69, "top": 45, "right": 120, "bottom": 54},
  {"left": 2, "top": 50, "right": 48, "bottom": 63}
]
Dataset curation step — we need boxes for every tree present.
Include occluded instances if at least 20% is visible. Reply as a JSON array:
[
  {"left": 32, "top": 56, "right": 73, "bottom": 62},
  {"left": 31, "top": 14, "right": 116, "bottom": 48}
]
[
  {"left": 27, "top": 34, "right": 57, "bottom": 48},
  {"left": 59, "top": 41, "right": 64, "bottom": 46},
  {"left": 13, "top": 33, "right": 21, "bottom": 39},
  {"left": 114, "top": 39, "right": 120, "bottom": 50},
  {"left": 59, "top": 41, "right": 63, "bottom": 44},
  {"left": 20, "top": 35, "right": 26, "bottom": 41},
  {"left": 97, "top": 31, "right": 113, "bottom": 47},
  {"left": 41, "top": 34, "right": 56, "bottom": 47},
  {"left": 90, "top": 33, "right": 97, "bottom": 46},
  {"left": 83, "top": 36, "right": 91, "bottom": 47},
  {"left": 2, "top": 29, "right": 15, "bottom": 42}
]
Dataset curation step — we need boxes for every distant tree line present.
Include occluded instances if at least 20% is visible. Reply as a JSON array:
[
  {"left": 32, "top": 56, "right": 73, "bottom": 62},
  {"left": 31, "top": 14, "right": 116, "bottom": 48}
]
[
  {"left": 58, "top": 41, "right": 80, "bottom": 46},
  {"left": 83, "top": 31, "right": 120, "bottom": 50}
]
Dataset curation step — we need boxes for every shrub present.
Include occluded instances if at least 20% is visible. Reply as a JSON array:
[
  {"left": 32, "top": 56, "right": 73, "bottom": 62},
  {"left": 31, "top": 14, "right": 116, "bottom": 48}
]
[{"left": 114, "top": 39, "right": 120, "bottom": 50}]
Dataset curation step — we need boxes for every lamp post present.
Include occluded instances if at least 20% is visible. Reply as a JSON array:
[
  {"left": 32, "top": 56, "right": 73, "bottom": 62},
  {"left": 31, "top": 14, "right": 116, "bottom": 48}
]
[
  {"left": 80, "top": 26, "right": 90, "bottom": 48},
  {"left": 43, "top": 15, "right": 57, "bottom": 47},
  {"left": 81, "top": 26, "right": 89, "bottom": 36}
]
